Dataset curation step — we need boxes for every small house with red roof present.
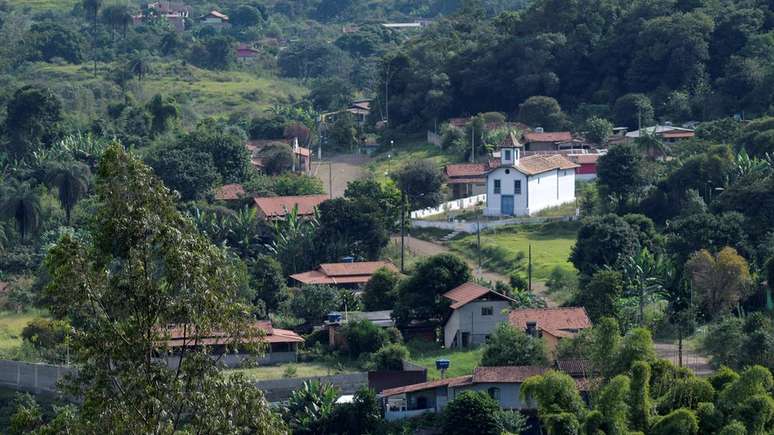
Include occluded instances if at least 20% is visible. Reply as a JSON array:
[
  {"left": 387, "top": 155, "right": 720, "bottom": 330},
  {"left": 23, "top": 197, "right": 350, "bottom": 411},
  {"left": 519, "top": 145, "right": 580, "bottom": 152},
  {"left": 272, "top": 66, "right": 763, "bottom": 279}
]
[
  {"left": 200, "top": 10, "right": 229, "bottom": 27},
  {"left": 509, "top": 307, "right": 592, "bottom": 357},
  {"left": 252, "top": 194, "right": 328, "bottom": 220},
  {"left": 522, "top": 130, "right": 575, "bottom": 152},
  {"left": 213, "top": 183, "right": 246, "bottom": 202},
  {"left": 443, "top": 282, "right": 516, "bottom": 348},
  {"left": 290, "top": 260, "right": 398, "bottom": 288},
  {"left": 236, "top": 43, "right": 260, "bottom": 62},
  {"left": 567, "top": 153, "right": 602, "bottom": 181},
  {"left": 443, "top": 163, "right": 489, "bottom": 199}
]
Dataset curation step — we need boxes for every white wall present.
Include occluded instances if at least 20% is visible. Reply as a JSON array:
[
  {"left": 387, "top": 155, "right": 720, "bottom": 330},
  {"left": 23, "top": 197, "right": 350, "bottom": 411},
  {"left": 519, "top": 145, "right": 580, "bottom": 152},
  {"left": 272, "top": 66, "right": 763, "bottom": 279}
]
[
  {"left": 444, "top": 300, "right": 511, "bottom": 348},
  {"left": 454, "top": 383, "right": 529, "bottom": 410},
  {"left": 558, "top": 169, "right": 576, "bottom": 203},
  {"left": 484, "top": 167, "right": 528, "bottom": 216},
  {"left": 527, "top": 169, "right": 576, "bottom": 214}
]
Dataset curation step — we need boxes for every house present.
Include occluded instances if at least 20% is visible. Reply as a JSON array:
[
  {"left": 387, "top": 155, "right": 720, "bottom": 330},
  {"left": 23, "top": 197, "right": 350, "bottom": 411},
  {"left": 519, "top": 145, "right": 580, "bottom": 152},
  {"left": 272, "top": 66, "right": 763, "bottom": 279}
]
[
  {"left": 522, "top": 130, "right": 575, "bottom": 152},
  {"left": 323, "top": 310, "right": 395, "bottom": 348},
  {"left": 213, "top": 183, "right": 245, "bottom": 201},
  {"left": 320, "top": 100, "right": 372, "bottom": 126},
  {"left": 245, "top": 138, "right": 312, "bottom": 174},
  {"left": 509, "top": 308, "right": 592, "bottom": 358},
  {"left": 291, "top": 138, "right": 312, "bottom": 173},
  {"left": 381, "top": 365, "right": 589, "bottom": 421},
  {"left": 444, "top": 163, "right": 489, "bottom": 199},
  {"left": 163, "top": 321, "right": 304, "bottom": 367},
  {"left": 252, "top": 194, "right": 329, "bottom": 220},
  {"left": 236, "top": 43, "right": 260, "bottom": 62},
  {"left": 133, "top": 2, "right": 190, "bottom": 32},
  {"left": 200, "top": 10, "right": 229, "bottom": 27},
  {"left": 624, "top": 125, "right": 695, "bottom": 144},
  {"left": 566, "top": 153, "right": 603, "bottom": 181},
  {"left": 484, "top": 135, "right": 578, "bottom": 216},
  {"left": 290, "top": 261, "right": 398, "bottom": 288},
  {"left": 442, "top": 282, "right": 516, "bottom": 349}
]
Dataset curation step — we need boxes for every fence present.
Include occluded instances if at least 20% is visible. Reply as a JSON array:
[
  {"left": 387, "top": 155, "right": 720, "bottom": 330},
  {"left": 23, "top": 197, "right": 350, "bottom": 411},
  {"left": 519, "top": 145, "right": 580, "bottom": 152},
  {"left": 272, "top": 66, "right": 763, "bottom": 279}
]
[
  {"left": 255, "top": 372, "right": 368, "bottom": 402},
  {"left": 0, "top": 360, "right": 74, "bottom": 394},
  {"left": 411, "top": 214, "right": 579, "bottom": 233},
  {"left": 427, "top": 130, "right": 442, "bottom": 147},
  {"left": 410, "top": 194, "right": 486, "bottom": 219}
]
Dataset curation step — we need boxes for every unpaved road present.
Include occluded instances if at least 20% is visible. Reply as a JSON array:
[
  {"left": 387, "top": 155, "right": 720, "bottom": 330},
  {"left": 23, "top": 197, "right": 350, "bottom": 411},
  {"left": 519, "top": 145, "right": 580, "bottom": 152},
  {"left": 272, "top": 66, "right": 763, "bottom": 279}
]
[
  {"left": 654, "top": 341, "right": 713, "bottom": 376},
  {"left": 312, "top": 154, "right": 371, "bottom": 198},
  {"left": 394, "top": 235, "right": 558, "bottom": 307}
]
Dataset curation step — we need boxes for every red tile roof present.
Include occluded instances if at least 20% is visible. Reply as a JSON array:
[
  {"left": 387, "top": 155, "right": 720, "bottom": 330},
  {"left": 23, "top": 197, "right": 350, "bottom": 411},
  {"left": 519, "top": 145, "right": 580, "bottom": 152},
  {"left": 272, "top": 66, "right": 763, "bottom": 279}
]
[
  {"left": 291, "top": 261, "right": 398, "bottom": 285},
  {"left": 443, "top": 282, "right": 515, "bottom": 309},
  {"left": 662, "top": 131, "right": 695, "bottom": 139},
  {"left": 508, "top": 154, "right": 578, "bottom": 175},
  {"left": 295, "top": 146, "right": 311, "bottom": 158},
  {"left": 213, "top": 183, "right": 245, "bottom": 201},
  {"left": 381, "top": 375, "right": 472, "bottom": 397},
  {"left": 499, "top": 131, "right": 523, "bottom": 149},
  {"left": 472, "top": 366, "right": 548, "bottom": 383},
  {"left": 444, "top": 163, "right": 489, "bottom": 178},
  {"left": 253, "top": 194, "right": 328, "bottom": 219},
  {"left": 509, "top": 308, "right": 591, "bottom": 338},
  {"left": 524, "top": 132, "right": 573, "bottom": 143},
  {"left": 164, "top": 321, "right": 303, "bottom": 348},
  {"left": 567, "top": 154, "right": 601, "bottom": 165}
]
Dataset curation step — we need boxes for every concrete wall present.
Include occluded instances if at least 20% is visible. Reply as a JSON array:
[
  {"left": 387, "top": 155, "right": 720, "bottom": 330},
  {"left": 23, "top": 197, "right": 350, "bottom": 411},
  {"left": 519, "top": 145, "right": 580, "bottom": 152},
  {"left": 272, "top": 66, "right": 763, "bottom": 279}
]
[
  {"left": 0, "top": 360, "right": 74, "bottom": 394},
  {"left": 410, "top": 215, "right": 579, "bottom": 233},
  {"left": 256, "top": 372, "right": 368, "bottom": 402},
  {"left": 455, "top": 382, "right": 528, "bottom": 410},
  {"left": 444, "top": 301, "right": 510, "bottom": 348},
  {"left": 164, "top": 351, "right": 298, "bottom": 369},
  {"left": 410, "top": 194, "right": 486, "bottom": 219}
]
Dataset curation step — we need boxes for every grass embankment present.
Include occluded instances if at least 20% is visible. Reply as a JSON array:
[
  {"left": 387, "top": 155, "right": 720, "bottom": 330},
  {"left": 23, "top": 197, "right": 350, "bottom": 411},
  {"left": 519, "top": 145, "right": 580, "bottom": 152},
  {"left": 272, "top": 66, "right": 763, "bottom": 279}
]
[
  {"left": 408, "top": 344, "right": 482, "bottom": 381},
  {"left": 0, "top": 310, "right": 46, "bottom": 357},
  {"left": 369, "top": 139, "right": 456, "bottom": 184},
  {"left": 229, "top": 362, "right": 356, "bottom": 381},
  {"left": 449, "top": 222, "right": 579, "bottom": 282},
  {"left": 25, "top": 62, "right": 307, "bottom": 126},
  {"left": 13, "top": 0, "right": 80, "bottom": 10}
]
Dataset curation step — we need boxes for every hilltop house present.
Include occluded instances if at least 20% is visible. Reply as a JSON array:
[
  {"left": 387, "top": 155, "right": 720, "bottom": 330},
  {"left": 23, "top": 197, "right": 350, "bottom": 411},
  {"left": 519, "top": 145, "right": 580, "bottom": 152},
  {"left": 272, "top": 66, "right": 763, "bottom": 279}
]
[
  {"left": 246, "top": 138, "right": 312, "bottom": 174},
  {"left": 442, "top": 282, "right": 516, "bottom": 349},
  {"left": 252, "top": 194, "right": 328, "bottom": 220},
  {"left": 236, "top": 43, "right": 260, "bottom": 62},
  {"left": 290, "top": 261, "right": 398, "bottom": 288},
  {"left": 443, "top": 163, "right": 489, "bottom": 199},
  {"left": 484, "top": 133, "right": 578, "bottom": 216},
  {"left": 133, "top": 1, "right": 190, "bottom": 32},
  {"left": 381, "top": 365, "right": 590, "bottom": 421},
  {"left": 200, "top": 10, "right": 229, "bottom": 27},
  {"left": 509, "top": 307, "right": 592, "bottom": 358},
  {"left": 625, "top": 125, "right": 695, "bottom": 143}
]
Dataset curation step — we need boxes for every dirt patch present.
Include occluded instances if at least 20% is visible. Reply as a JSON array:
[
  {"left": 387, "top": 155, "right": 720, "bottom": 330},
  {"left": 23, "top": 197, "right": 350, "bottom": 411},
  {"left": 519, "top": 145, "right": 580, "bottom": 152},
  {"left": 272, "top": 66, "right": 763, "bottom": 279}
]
[
  {"left": 312, "top": 153, "right": 372, "bottom": 198},
  {"left": 654, "top": 341, "right": 713, "bottom": 376}
]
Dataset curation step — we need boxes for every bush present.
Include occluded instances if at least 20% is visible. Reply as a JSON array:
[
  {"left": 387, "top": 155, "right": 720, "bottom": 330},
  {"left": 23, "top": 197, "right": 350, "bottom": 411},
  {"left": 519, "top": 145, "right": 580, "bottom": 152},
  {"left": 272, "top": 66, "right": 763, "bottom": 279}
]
[
  {"left": 341, "top": 320, "right": 388, "bottom": 359},
  {"left": 441, "top": 391, "right": 503, "bottom": 435},
  {"left": 481, "top": 323, "right": 547, "bottom": 367},
  {"left": 370, "top": 343, "right": 409, "bottom": 371}
]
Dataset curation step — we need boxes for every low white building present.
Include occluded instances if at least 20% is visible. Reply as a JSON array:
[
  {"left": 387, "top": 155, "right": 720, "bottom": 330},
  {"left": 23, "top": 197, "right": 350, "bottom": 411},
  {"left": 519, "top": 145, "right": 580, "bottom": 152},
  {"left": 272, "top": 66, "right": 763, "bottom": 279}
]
[
  {"left": 484, "top": 133, "right": 578, "bottom": 216},
  {"left": 443, "top": 282, "right": 516, "bottom": 349}
]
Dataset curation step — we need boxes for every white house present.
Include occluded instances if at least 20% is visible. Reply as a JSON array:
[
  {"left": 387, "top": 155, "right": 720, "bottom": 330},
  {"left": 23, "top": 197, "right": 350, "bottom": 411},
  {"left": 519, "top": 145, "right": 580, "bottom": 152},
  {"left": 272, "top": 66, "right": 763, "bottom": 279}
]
[
  {"left": 484, "top": 132, "right": 578, "bottom": 216},
  {"left": 443, "top": 282, "right": 516, "bottom": 349}
]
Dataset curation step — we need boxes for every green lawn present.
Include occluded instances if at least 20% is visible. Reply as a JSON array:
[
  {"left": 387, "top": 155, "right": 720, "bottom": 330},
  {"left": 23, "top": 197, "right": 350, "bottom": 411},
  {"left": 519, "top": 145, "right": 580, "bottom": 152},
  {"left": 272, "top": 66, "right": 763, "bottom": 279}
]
[
  {"left": 227, "top": 362, "right": 356, "bottom": 381},
  {"left": 450, "top": 222, "right": 579, "bottom": 281},
  {"left": 408, "top": 346, "right": 483, "bottom": 381},
  {"left": 13, "top": 0, "right": 80, "bottom": 10},
  {"left": 0, "top": 310, "right": 46, "bottom": 355}
]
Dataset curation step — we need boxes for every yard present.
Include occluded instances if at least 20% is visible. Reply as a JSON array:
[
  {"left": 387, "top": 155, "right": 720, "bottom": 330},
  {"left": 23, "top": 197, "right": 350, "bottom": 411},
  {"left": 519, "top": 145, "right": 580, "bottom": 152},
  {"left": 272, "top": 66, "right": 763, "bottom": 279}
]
[
  {"left": 449, "top": 222, "right": 579, "bottom": 282},
  {"left": 369, "top": 139, "right": 456, "bottom": 184},
  {"left": 408, "top": 344, "right": 483, "bottom": 381},
  {"left": 0, "top": 310, "right": 46, "bottom": 358},
  {"left": 227, "top": 362, "right": 356, "bottom": 381}
]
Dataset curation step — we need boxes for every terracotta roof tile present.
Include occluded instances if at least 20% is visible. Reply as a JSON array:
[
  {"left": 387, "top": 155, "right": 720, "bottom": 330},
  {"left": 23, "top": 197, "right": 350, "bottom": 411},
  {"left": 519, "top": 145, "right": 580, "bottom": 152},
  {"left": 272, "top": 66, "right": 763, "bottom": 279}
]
[
  {"left": 513, "top": 154, "right": 578, "bottom": 175},
  {"left": 556, "top": 359, "right": 593, "bottom": 377},
  {"left": 443, "top": 282, "right": 515, "bottom": 309},
  {"left": 524, "top": 131, "right": 573, "bottom": 143},
  {"left": 472, "top": 366, "right": 548, "bottom": 383},
  {"left": 213, "top": 183, "right": 245, "bottom": 201},
  {"left": 290, "top": 261, "right": 398, "bottom": 285},
  {"left": 164, "top": 321, "right": 303, "bottom": 348},
  {"left": 662, "top": 131, "right": 695, "bottom": 139},
  {"left": 253, "top": 194, "right": 328, "bottom": 218},
  {"left": 509, "top": 307, "right": 591, "bottom": 338},
  {"left": 567, "top": 154, "right": 601, "bottom": 164},
  {"left": 381, "top": 375, "right": 472, "bottom": 397},
  {"left": 445, "top": 163, "right": 489, "bottom": 178},
  {"left": 499, "top": 131, "right": 523, "bottom": 149}
]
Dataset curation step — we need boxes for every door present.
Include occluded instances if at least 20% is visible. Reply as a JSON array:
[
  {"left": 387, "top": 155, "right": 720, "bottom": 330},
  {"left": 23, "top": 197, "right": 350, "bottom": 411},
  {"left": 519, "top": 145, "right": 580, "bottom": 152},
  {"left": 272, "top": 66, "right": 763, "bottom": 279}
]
[
  {"left": 501, "top": 195, "right": 514, "bottom": 215},
  {"left": 461, "top": 332, "right": 470, "bottom": 347}
]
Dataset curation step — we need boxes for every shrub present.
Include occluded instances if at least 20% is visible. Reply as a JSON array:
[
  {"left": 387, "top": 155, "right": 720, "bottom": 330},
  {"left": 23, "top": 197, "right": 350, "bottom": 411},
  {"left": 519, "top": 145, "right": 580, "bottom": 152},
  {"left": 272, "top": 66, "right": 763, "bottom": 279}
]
[{"left": 370, "top": 343, "right": 409, "bottom": 371}]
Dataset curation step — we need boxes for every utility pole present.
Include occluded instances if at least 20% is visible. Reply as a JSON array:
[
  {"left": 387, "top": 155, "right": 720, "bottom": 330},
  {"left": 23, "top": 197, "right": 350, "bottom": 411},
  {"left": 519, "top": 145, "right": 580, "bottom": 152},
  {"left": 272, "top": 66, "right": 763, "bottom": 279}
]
[
  {"left": 476, "top": 210, "right": 481, "bottom": 275},
  {"left": 400, "top": 190, "right": 406, "bottom": 273},
  {"left": 328, "top": 161, "right": 333, "bottom": 199},
  {"left": 470, "top": 118, "right": 475, "bottom": 163},
  {"left": 384, "top": 64, "right": 390, "bottom": 124},
  {"left": 528, "top": 244, "right": 532, "bottom": 292}
]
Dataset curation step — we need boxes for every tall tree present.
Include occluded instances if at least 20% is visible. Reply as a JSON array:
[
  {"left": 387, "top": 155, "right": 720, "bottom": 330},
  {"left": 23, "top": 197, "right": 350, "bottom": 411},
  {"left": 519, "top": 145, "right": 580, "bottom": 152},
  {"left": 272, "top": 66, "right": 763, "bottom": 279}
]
[
  {"left": 82, "top": 0, "right": 102, "bottom": 77},
  {"left": 685, "top": 247, "right": 752, "bottom": 319},
  {"left": 597, "top": 144, "right": 646, "bottom": 212},
  {"left": 481, "top": 323, "right": 547, "bottom": 366},
  {"left": 3, "top": 86, "right": 63, "bottom": 159},
  {"left": 0, "top": 180, "right": 42, "bottom": 241},
  {"left": 44, "top": 160, "right": 91, "bottom": 224},
  {"left": 41, "top": 144, "right": 283, "bottom": 432}
]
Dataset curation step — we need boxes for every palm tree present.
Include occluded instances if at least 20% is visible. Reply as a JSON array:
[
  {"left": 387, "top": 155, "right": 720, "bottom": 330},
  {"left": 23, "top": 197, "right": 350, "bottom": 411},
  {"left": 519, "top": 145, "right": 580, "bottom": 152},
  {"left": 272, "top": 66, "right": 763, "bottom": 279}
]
[
  {"left": 83, "top": 0, "right": 103, "bottom": 77},
  {"left": 128, "top": 55, "right": 150, "bottom": 82},
  {"left": 620, "top": 248, "right": 668, "bottom": 326},
  {"left": 0, "top": 180, "right": 42, "bottom": 241},
  {"left": 45, "top": 160, "right": 91, "bottom": 224}
]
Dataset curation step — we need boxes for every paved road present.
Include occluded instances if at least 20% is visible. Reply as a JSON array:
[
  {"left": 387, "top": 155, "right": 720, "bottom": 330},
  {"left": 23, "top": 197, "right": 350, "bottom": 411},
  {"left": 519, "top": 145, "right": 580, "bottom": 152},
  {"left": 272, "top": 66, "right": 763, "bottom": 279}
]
[
  {"left": 394, "top": 235, "right": 558, "bottom": 307},
  {"left": 312, "top": 154, "right": 371, "bottom": 198}
]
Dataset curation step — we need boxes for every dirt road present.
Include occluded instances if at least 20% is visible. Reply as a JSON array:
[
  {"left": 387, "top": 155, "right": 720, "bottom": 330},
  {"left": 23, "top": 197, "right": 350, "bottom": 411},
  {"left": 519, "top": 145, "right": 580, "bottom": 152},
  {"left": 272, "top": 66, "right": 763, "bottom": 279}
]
[
  {"left": 394, "top": 235, "right": 558, "bottom": 307},
  {"left": 312, "top": 154, "right": 371, "bottom": 198},
  {"left": 654, "top": 341, "right": 713, "bottom": 376}
]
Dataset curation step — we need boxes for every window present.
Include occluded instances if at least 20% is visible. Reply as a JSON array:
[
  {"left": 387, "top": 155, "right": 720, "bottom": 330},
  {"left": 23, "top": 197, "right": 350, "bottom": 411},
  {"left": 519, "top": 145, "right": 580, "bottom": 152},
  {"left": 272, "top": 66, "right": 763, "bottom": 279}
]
[
  {"left": 494, "top": 179, "right": 501, "bottom": 194},
  {"left": 504, "top": 149, "right": 512, "bottom": 161},
  {"left": 481, "top": 306, "right": 494, "bottom": 316},
  {"left": 514, "top": 180, "right": 522, "bottom": 195},
  {"left": 488, "top": 387, "right": 501, "bottom": 401}
]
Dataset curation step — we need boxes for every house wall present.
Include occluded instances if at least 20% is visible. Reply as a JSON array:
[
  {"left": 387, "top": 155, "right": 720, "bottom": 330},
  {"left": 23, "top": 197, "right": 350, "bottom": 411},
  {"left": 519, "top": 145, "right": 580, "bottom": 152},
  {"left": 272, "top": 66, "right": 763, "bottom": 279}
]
[
  {"left": 558, "top": 169, "right": 576, "bottom": 203},
  {"left": 454, "top": 382, "right": 534, "bottom": 410},
  {"left": 484, "top": 167, "right": 529, "bottom": 216},
  {"left": 406, "top": 386, "right": 449, "bottom": 412},
  {"left": 527, "top": 169, "right": 575, "bottom": 214},
  {"left": 526, "top": 141, "right": 557, "bottom": 152},
  {"left": 444, "top": 300, "right": 511, "bottom": 348}
]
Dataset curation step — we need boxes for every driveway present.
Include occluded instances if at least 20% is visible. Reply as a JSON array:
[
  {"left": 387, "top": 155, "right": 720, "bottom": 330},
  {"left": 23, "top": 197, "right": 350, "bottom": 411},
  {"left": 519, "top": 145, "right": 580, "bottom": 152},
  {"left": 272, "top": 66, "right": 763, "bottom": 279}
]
[{"left": 312, "top": 154, "right": 371, "bottom": 198}]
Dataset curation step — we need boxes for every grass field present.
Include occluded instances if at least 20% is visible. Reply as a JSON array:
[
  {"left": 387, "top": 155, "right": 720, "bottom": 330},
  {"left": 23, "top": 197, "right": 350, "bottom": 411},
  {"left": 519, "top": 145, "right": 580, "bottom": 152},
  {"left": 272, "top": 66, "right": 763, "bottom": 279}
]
[
  {"left": 26, "top": 62, "right": 307, "bottom": 126},
  {"left": 0, "top": 310, "right": 46, "bottom": 355},
  {"left": 228, "top": 362, "right": 356, "bottom": 381},
  {"left": 13, "top": 0, "right": 79, "bottom": 10},
  {"left": 450, "top": 222, "right": 579, "bottom": 281},
  {"left": 408, "top": 345, "right": 483, "bottom": 380},
  {"left": 369, "top": 139, "right": 456, "bottom": 184}
]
